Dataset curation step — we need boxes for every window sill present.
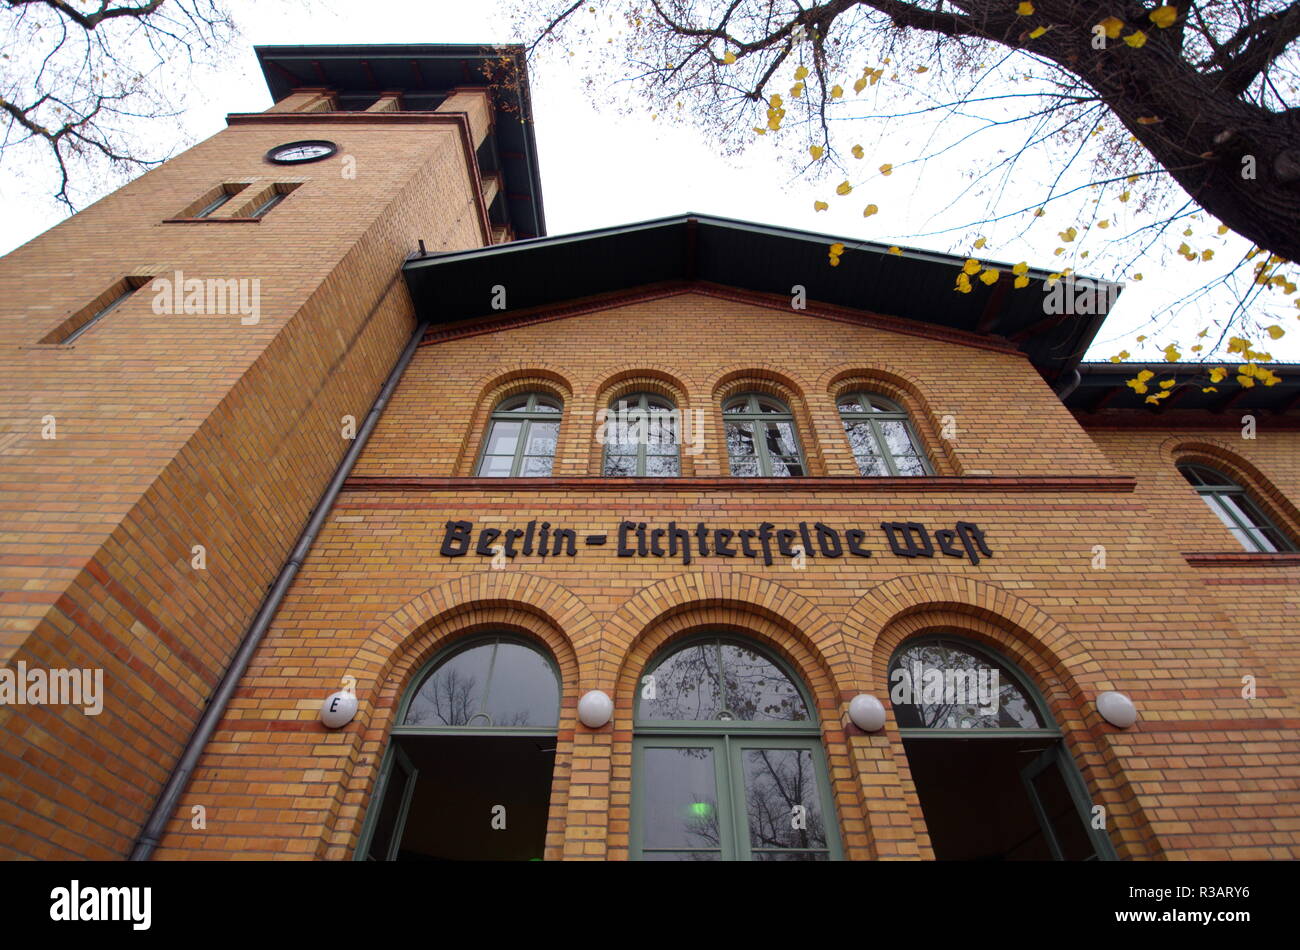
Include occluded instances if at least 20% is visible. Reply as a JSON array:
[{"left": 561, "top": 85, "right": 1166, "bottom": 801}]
[
  {"left": 343, "top": 475, "right": 1137, "bottom": 493},
  {"left": 1182, "top": 552, "right": 1300, "bottom": 567},
  {"left": 162, "top": 217, "right": 264, "bottom": 224}
]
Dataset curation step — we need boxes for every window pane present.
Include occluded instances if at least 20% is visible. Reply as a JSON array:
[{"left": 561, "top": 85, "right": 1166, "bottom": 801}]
[
  {"left": 521, "top": 455, "right": 553, "bottom": 477},
  {"left": 496, "top": 396, "right": 531, "bottom": 412},
  {"left": 645, "top": 455, "right": 679, "bottom": 477},
  {"left": 845, "top": 421, "right": 880, "bottom": 457},
  {"left": 722, "top": 399, "right": 749, "bottom": 414},
  {"left": 484, "top": 420, "right": 521, "bottom": 456},
  {"left": 640, "top": 643, "right": 722, "bottom": 720},
  {"left": 531, "top": 398, "right": 561, "bottom": 413},
  {"left": 642, "top": 747, "right": 721, "bottom": 849},
  {"left": 525, "top": 421, "right": 558, "bottom": 456},
  {"left": 478, "top": 455, "right": 514, "bottom": 477},
  {"left": 481, "top": 642, "right": 560, "bottom": 727},
  {"left": 767, "top": 421, "right": 799, "bottom": 457},
  {"left": 837, "top": 398, "right": 864, "bottom": 415},
  {"left": 405, "top": 646, "right": 492, "bottom": 726},
  {"left": 753, "top": 850, "right": 830, "bottom": 861},
  {"left": 720, "top": 644, "right": 809, "bottom": 721},
  {"left": 604, "top": 453, "right": 636, "bottom": 477},
  {"left": 879, "top": 420, "right": 919, "bottom": 456},
  {"left": 755, "top": 397, "right": 787, "bottom": 414},
  {"left": 893, "top": 454, "right": 928, "bottom": 477},
  {"left": 854, "top": 454, "right": 889, "bottom": 477},
  {"left": 642, "top": 850, "right": 721, "bottom": 861},
  {"left": 731, "top": 456, "right": 760, "bottom": 477},
  {"left": 1031, "top": 755, "right": 1098, "bottom": 860},
  {"left": 740, "top": 749, "right": 828, "bottom": 851},
  {"left": 889, "top": 642, "right": 1045, "bottom": 729}
]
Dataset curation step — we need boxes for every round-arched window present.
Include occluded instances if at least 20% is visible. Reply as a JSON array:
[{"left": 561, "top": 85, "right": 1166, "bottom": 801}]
[
  {"left": 633, "top": 635, "right": 838, "bottom": 861},
  {"left": 1178, "top": 462, "right": 1296, "bottom": 552},
  {"left": 887, "top": 635, "right": 1115, "bottom": 861},
  {"left": 722, "top": 393, "right": 806, "bottom": 476},
  {"left": 602, "top": 391, "right": 680, "bottom": 476},
  {"left": 476, "top": 392, "right": 562, "bottom": 477},
  {"left": 837, "top": 392, "right": 932, "bottom": 476}
]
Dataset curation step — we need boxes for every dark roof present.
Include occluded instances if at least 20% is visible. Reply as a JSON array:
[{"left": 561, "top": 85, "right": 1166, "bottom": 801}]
[
  {"left": 402, "top": 212, "right": 1119, "bottom": 384},
  {"left": 254, "top": 43, "right": 545, "bottom": 239},
  {"left": 1067, "top": 362, "right": 1300, "bottom": 415}
]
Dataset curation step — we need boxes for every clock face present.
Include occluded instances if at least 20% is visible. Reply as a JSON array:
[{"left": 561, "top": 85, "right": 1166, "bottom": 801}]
[{"left": 266, "top": 140, "right": 337, "bottom": 164}]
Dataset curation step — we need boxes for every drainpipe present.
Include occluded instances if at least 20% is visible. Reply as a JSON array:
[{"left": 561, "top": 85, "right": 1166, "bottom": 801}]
[
  {"left": 129, "top": 314, "right": 430, "bottom": 861},
  {"left": 1053, "top": 367, "right": 1083, "bottom": 401}
]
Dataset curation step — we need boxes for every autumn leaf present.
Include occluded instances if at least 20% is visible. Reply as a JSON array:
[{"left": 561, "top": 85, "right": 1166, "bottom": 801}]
[
  {"left": 1163, "top": 344, "right": 1181, "bottom": 362},
  {"left": 1098, "top": 17, "right": 1124, "bottom": 39},
  {"left": 1266, "top": 325, "right": 1285, "bottom": 339},
  {"left": 853, "top": 76, "right": 867, "bottom": 93},
  {"left": 836, "top": 180, "right": 853, "bottom": 195},
  {"left": 1124, "top": 30, "right": 1148, "bottom": 48},
  {"left": 879, "top": 163, "right": 893, "bottom": 175},
  {"left": 1119, "top": 191, "right": 1131, "bottom": 202},
  {"left": 814, "top": 200, "right": 829, "bottom": 211},
  {"left": 974, "top": 237, "right": 987, "bottom": 249},
  {"left": 1126, "top": 370, "right": 1155, "bottom": 394},
  {"left": 1149, "top": 6, "right": 1178, "bottom": 28},
  {"left": 830, "top": 84, "right": 844, "bottom": 98},
  {"left": 888, "top": 246, "right": 902, "bottom": 255},
  {"left": 1014, "top": 276, "right": 1030, "bottom": 289},
  {"left": 723, "top": 50, "right": 736, "bottom": 64},
  {"left": 1158, "top": 378, "right": 1176, "bottom": 389},
  {"left": 1209, "top": 367, "right": 1228, "bottom": 383},
  {"left": 809, "top": 145, "right": 824, "bottom": 160},
  {"left": 979, "top": 268, "right": 1000, "bottom": 285},
  {"left": 1217, "top": 224, "right": 1229, "bottom": 235},
  {"left": 962, "top": 258, "right": 981, "bottom": 275},
  {"left": 851, "top": 144, "right": 864, "bottom": 159},
  {"left": 1059, "top": 226, "right": 1078, "bottom": 242},
  {"left": 794, "top": 66, "right": 809, "bottom": 80},
  {"left": 863, "top": 204, "right": 879, "bottom": 217},
  {"left": 914, "top": 66, "right": 928, "bottom": 74},
  {"left": 1017, "top": 1, "right": 1034, "bottom": 14}
]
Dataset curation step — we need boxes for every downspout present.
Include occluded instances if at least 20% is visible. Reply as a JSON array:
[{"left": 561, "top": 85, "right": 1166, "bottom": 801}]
[{"left": 129, "top": 314, "right": 430, "bottom": 861}]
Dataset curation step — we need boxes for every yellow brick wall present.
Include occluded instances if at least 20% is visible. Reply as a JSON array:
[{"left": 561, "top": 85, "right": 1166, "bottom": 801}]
[{"left": 153, "top": 293, "right": 1299, "bottom": 860}]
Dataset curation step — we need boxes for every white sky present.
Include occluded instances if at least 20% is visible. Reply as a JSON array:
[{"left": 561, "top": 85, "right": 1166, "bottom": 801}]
[{"left": 2, "top": 0, "right": 1296, "bottom": 363}]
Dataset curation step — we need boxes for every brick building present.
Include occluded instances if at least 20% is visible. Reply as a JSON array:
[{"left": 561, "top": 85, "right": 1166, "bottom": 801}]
[{"left": 1, "top": 43, "right": 1296, "bottom": 862}]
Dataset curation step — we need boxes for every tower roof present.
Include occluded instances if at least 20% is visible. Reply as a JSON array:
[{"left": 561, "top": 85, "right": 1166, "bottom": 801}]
[{"left": 255, "top": 43, "right": 545, "bottom": 239}]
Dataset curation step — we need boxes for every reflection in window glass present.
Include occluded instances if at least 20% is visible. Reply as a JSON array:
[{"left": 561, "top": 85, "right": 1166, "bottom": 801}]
[
  {"left": 477, "top": 393, "right": 562, "bottom": 477},
  {"left": 722, "top": 393, "right": 806, "bottom": 477},
  {"left": 1178, "top": 463, "right": 1295, "bottom": 552},
  {"left": 641, "top": 747, "right": 721, "bottom": 856},
  {"left": 888, "top": 640, "right": 1044, "bottom": 729},
  {"left": 601, "top": 392, "right": 681, "bottom": 476},
  {"left": 404, "top": 638, "right": 559, "bottom": 728},
  {"left": 742, "top": 748, "right": 830, "bottom": 859},
  {"left": 640, "top": 639, "right": 808, "bottom": 722},
  {"left": 837, "top": 392, "right": 932, "bottom": 477}
]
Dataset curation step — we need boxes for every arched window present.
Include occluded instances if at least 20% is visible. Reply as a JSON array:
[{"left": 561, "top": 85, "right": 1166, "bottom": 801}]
[
  {"left": 633, "top": 635, "right": 839, "bottom": 860},
  {"left": 476, "top": 392, "right": 562, "bottom": 477},
  {"left": 837, "top": 392, "right": 932, "bottom": 476},
  {"left": 602, "top": 392, "right": 680, "bottom": 476},
  {"left": 358, "top": 635, "right": 560, "bottom": 861},
  {"left": 1178, "top": 463, "right": 1295, "bottom": 553},
  {"left": 888, "top": 636, "right": 1114, "bottom": 860},
  {"left": 722, "top": 393, "right": 806, "bottom": 476}
]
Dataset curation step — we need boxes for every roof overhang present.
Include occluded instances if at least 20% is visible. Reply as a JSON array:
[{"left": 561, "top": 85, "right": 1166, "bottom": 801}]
[
  {"left": 402, "top": 212, "right": 1117, "bottom": 383},
  {"left": 1066, "top": 362, "right": 1300, "bottom": 417},
  {"left": 255, "top": 43, "right": 545, "bottom": 239}
]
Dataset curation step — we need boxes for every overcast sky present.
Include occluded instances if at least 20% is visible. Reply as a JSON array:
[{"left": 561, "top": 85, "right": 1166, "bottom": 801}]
[{"left": 3, "top": 0, "right": 1296, "bottom": 363}]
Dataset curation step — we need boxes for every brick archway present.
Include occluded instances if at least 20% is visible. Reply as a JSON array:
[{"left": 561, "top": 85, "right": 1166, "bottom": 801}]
[
  {"left": 844, "top": 573, "right": 1161, "bottom": 860},
  {"left": 322, "top": 572, "right": 600, "bottom": 861}
]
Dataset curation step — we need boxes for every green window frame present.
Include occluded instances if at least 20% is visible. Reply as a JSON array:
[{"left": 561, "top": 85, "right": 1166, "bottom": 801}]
[
  {"left": 1178, "top": 463, "right": 1295, "bottom": 553},
  {"left": 602, "top": 391, "right": 680, "bottom": 477},
  {"left": 632, "top": 634, "right": 841, "bottom": 861},
  {"left": 888, "top": 634, "right": 1117, "bottom": 861},
  {"left": 354, "top": 634, "right": 561, "bottom": 860},
  {"left": 475, "top": 392, "right": 563, "bottom": 477},
  {"left": 837, "top": 392, "right": 933, "bottom": 477},
  {"left": 722, "top": 393, "right": 806, "bottom": 477}
]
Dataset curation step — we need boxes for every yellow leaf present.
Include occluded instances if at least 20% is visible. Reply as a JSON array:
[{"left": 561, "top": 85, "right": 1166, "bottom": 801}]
[
  {"left": 1133, "top": 273, "right": 1143, "bottom": 281},
  {"left": 974, "top": 238, "right": 987, "bottom": 249},
  {"left": 1149, "top": 6, "right": 1177, "bottom": 28},
  {"left": 1012, "top": 262, "right": 1029, "bottom": 275},
  {"left": 1216, "top": 224, "right": 1228, "bottom": 235},
  {"left": 829, "top": 258, "right": 841, "bottom": 267},
  {"left": 723, "top": 51, "right": 736, "bottom": 64},
  {"left": 1183, "top": 227, "right": 1193, "bottom": 236},
  {"left": 853, "top": 77, "right": 867, "bottom": 93},
  {"left": 914, "top": 66, "right": 928, "bottom": 74},
  {"left": 1201, "top": 249, "right": 1213, "bottom": 261},
  {"left": 1126, "top": 370, "right": 1155, "bottom": 394},
  {"left": 962, "top": 258, "right": 981, "bottom": 275},
  {"left": 1237, "top": 374, "right": 1256, "bottom": 388},
  {"left": 1145, "top": 392, "right": 1170, "bottom": 404},
  {"left": 814, "top": 200, "right": 829, "bottom": 212},
  {"left": 836, "top": 180, "right": 853, "bottom": 195},
  {"left": 1159, "top": 378, "right": 1176, "bottom": 389},
  {"left": 1191, "top": 345, "right": 1203, "bottom": 353},
  {"left": 830, "top": 84, "right": 843, "bottom": 98},
  {"left": 830, "top": 242, "right": 845, "bottom": 255},
  {"left": 1119, "top": 191, "right": 1131, "bottom": 202},
  {"left": 1196, "top": 328, "right": 1208, "bottom": 338},
  {"left": 1029, "top": 26, "right": 1048, "bottom": 39},
  {"left": 769, "top": 93, "right": 783, "bottom": 108},
  {"left": 1227, "top": 336, "right": 1250, "bottom": 354},
  {"left": 809, "top": 145, "right": 824, "bottom": 160},
  {"left": 1014, "top": 275, "right": 1030, "bottom": 289},
  {"left": 791, "top": 83, "right": 804, "bottom": 98},
  {"left": 888, "top": 246, "right": 902, "bottom": 255},
  {"left": 1163, "top": 344, "right": 1181, "bottom": 362},
  {"left": 979, "top": 269, "right": 1000, "bottom": 285},
  {"left": 794, "top": 66, "right": 809, "bottom": 80},
  {"left": 1099, "top": 17, "right": 1124, "bottom": 39},
  {"left": 879, "top": 163, "right": 893, "bottom": 175},
  {"left": 1097, "top": 220, "right": 1110, "bottom": 229},
  {"left": 851, "top": 144, "right": 864, "bottom": 159},
  {"left": 1059, "top": 227, "right": 1078, "bottom": 242},
  {"left": 1178, "top": 242, "right": 1191, "bottom": 255},
  {"left": 1124, "top": 30, "right": 1148, "bottom": 48},
  {"left": 1266, "top": 325, "right": 1285, "bottom": 339},
  {"left": 1209, "top": 367, "right": 1227, "bottom": 383},
  {"left": 1033, "top": 208, "right": 1045, "bottom": 217},
  {"left": 1053, "top": 247, "right": 1064, "bottom": 256},
  {"left": 863, "top": 204, "right": 878, "bottom": 217},
  {"left": 1017, "top": 1, "right": 1035, "bottom": 14},
  {"left": 1136, "top": 335, "right": 1147, "bottom": 342},
  {"left": 1126, "top": 174, "right": 1140, "bottom": 183},
  {"left": 1201, "top": 387, "right": 1217, "bottom": 393}
]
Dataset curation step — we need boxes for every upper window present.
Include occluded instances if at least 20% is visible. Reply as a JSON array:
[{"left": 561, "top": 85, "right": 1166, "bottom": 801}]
[
  {"left": 888, "top": 638, "right": 1044, "bottom": 730},
  {"left": 1178, "top": 463, "right": 1296, "bottom": 553},
  {"left": 476, "top": 392, "right": 562, "bottom": 477},
  {"left": 602, "top": 392, "right": 680, "bottom": 477},
  {"left": 837, "top": 392, "right": 932, "bottom": 476},
  {"left": 722, "top": 393, "right": 805, "bottom": 477}
]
